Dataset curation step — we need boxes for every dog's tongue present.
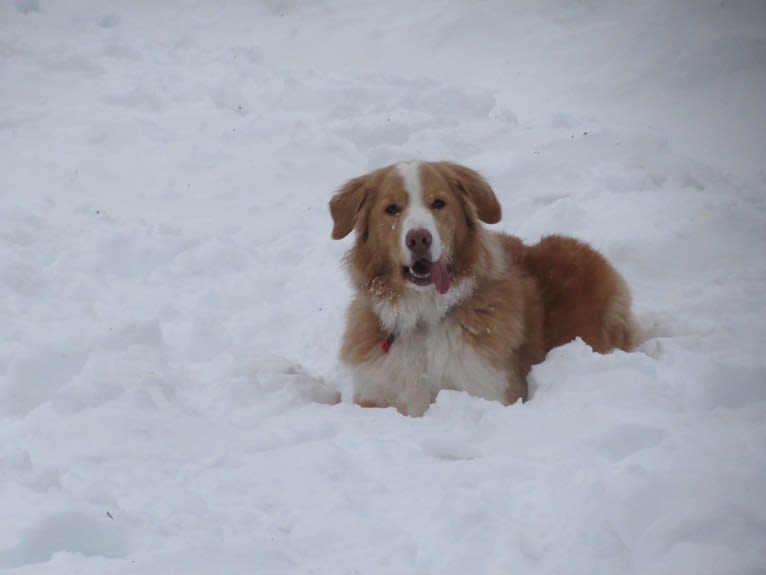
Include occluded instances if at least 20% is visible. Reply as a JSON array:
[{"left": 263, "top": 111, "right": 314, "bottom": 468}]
[{"left": 430, "top": 260, "right": 450, "bottom": 294}]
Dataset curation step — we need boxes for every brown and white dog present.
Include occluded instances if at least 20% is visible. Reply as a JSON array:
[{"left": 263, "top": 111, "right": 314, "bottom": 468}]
[{"left": 330, "top": 161, "right": 633, "bottom": 416}]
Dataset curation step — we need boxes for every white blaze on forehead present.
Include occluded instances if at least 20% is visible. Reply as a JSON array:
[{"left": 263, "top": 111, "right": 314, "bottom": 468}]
[{"left": 396, "top": 161, "right": 442, "bottom": 262}]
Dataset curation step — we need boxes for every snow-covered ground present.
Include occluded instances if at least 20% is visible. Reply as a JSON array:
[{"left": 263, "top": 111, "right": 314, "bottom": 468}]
[{"left": 2, "top": 1, "right": 765, "bottom": 573}]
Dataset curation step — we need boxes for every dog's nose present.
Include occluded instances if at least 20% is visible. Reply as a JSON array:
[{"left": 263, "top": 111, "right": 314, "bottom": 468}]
[{"left": 406, "top": 228, "right": 432, "bottom": 253}]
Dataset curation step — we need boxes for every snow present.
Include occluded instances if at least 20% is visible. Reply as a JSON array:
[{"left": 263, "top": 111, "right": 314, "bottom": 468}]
[{"left": 1, "top": 0, "right": 765, "bottom": 573}]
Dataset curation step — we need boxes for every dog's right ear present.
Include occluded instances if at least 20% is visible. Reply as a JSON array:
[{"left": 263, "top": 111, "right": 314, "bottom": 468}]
[{"left": 329, "top": 174, "right": 371, "bottom": 239}]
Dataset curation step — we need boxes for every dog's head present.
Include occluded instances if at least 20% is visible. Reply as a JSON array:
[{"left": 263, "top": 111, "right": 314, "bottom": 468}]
[{"left": 330, "top": 161, "right": 501, "bottom": 300}]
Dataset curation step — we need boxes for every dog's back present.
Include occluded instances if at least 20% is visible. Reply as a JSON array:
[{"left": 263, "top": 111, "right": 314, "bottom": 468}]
[{"left": 520, "top": 235, "right": 634, "bottom": 354}]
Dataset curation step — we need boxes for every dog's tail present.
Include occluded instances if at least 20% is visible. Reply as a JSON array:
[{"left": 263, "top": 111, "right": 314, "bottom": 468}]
[{"left": 602, "top": 273, "right": 635, "bottom": 352}]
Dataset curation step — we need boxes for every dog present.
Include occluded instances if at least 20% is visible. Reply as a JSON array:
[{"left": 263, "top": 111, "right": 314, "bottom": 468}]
[{"left": 330, "top": 161, "right": 633, "bottom": 416}]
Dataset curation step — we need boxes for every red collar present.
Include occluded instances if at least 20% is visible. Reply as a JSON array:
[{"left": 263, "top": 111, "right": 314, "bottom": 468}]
[{"left": 380, "top": 333, "right": 395, "bottom": 353}]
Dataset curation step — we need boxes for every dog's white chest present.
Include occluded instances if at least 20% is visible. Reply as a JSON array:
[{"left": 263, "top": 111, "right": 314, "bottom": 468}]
[{"left": 352, "top": 318, "right": 508, "bottom": 416}]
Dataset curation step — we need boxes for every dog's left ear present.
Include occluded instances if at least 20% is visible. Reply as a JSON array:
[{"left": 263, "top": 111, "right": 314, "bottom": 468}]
[
  {"left": 329, "top": 173, "right": 371, "bottom": 239},
  {"left": 439, "top": 162, "right": 501, "bottom": 224}
]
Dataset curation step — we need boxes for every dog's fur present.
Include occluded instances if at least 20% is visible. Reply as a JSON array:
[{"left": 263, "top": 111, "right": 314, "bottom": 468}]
[{"left": 330, "top": 161, "right": 633, "bottom": 416}]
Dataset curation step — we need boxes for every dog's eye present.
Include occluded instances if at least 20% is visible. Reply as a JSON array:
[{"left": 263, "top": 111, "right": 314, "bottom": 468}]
[
  {"left": 431, "top": 199, "right": 446, "bottom": 210},
  {"left": 385, "top": 204, "right": 400, "bottom": 215}
]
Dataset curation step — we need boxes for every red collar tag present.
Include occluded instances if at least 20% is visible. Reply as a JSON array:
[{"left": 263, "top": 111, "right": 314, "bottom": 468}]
[{"left": 380, "top": 333, "right": 395, "bottom": 353}]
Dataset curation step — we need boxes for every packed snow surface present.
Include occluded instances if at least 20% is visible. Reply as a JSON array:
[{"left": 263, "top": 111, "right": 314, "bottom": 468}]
[{"left": 2, "top": 1, "right": 766, "bottom": 573}]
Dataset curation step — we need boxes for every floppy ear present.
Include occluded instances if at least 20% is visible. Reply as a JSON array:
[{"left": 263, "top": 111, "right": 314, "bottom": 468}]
[
  {"left": 439, "top": 162, "right": 501, "bottom": 224},
  {"left": 329, "top": 174, "right": 371, "bottom": 239}
]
